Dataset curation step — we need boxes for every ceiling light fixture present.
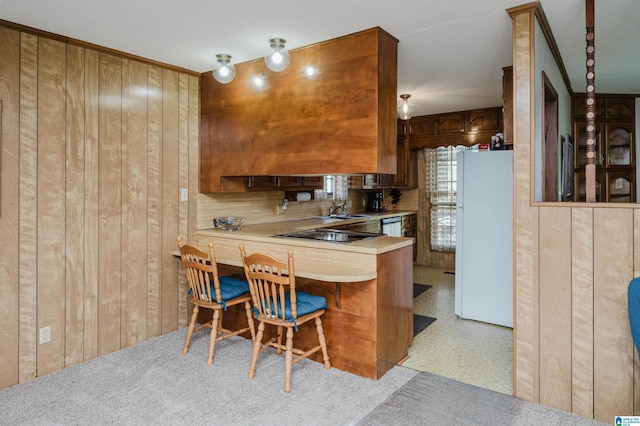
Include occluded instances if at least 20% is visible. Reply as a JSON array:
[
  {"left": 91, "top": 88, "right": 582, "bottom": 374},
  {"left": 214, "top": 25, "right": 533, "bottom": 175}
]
[
  {"left": 397, "top": 94, "right": 414, "bottom": 120},
  {"left": 264, "top": 38, "right": 290, "bottom": 72},
  {"left": 212, "top": 54, "right": 236, "bottom": 84}
]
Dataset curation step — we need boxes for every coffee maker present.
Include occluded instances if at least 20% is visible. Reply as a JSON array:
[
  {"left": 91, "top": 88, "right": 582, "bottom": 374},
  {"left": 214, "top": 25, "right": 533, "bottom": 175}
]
[{"left": 366, "top": 190, "right": 384, "bottom": 212}]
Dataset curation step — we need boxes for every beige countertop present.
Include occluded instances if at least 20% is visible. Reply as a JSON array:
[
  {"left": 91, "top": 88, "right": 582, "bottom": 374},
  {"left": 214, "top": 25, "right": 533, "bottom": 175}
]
[{"left": 196, "top": 212, "right": 416, "bottom": 282}]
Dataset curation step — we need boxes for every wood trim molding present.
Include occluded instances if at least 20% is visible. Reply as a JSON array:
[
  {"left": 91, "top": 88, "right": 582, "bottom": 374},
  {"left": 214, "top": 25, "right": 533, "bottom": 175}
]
[
  {"left": 507, "top": 1, "right": 572, "bottom": 96},
  {"left": 533, "top": 4, "right": 573, "bottom": 96},
  {"left": 0, "top": 19, "right": 199, "bottom": 76},
  {"left": 0, "top": 100, "right": 2, "bottom": 217}
]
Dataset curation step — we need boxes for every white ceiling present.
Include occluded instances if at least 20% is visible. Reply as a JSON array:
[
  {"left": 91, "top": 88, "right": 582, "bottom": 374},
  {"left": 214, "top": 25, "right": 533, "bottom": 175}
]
[{"left": 1, "top": 0, "right": 638, "bottom": 116}]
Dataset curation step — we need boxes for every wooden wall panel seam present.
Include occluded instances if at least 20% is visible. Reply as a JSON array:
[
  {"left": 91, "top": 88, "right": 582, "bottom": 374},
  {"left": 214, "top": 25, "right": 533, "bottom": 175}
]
[
  {"left": 0, "top": 26, "right": 21, "bottom": 388},
  {"left": 83, "top": 48, "right": 100, "bottom": 362}
]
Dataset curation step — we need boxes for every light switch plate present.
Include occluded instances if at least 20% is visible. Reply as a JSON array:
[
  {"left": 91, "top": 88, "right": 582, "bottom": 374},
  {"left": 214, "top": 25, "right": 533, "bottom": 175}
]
[{"left": 180, "top": 188, "right": 188, "bottom": 201}]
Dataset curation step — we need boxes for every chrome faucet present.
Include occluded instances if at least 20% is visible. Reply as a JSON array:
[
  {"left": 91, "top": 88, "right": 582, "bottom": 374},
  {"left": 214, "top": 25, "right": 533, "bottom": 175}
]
[{"left": 329, "top": 202, "right": 347, "bottom": 216}]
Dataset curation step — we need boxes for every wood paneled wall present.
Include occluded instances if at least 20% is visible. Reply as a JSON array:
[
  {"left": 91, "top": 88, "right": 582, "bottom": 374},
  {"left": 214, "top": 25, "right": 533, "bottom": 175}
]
[
  {"left": 0, "top": 26, "right": 199, "bottom": 389},
  {"left": 510, "top": 4, "right": 639, "bottom": 422}
]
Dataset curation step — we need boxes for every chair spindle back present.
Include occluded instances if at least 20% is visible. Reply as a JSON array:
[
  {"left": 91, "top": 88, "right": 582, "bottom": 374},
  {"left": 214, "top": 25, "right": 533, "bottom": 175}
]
[{"left": 240, "top": 246, "right": 297, "bottom": 320}]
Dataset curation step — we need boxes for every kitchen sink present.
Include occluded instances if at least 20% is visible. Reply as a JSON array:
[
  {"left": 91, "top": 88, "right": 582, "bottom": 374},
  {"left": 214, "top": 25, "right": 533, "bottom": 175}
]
[{"left": 315, "top": 213, "right": 372, "bottom": 220}]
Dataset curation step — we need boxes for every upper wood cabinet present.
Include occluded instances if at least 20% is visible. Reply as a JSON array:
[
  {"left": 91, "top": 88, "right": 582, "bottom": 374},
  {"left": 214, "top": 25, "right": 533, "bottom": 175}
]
[
  {"left": 199, "top": 27, "right": 399, "bottom": 193},
  {"left": 399, "top": 115, "right": 436, "bottom": 138},
  {"left": 436, "top": 112, "right": 466, "bottom": 135},
  {"left": 502, "top": 66, "right": 513, "bottom": 146},
  {"left": 392, "top": 136, "right": 417, "bottom": 188},
  {"left": 573, "top": 94, "right": 634, "bottom": 121},
  {"left": 246, "top": 176, "right": 323, "bottom": 191},
  {"left": 407, "top": 107, "right": 503, "bottom": 150}
]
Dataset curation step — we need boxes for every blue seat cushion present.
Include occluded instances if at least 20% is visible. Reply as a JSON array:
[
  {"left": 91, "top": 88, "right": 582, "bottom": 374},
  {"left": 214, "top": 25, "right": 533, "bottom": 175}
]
[
  {"left": 261, "top": 291, "right": 327, "bottom": 321},
  {"left": 217, "top": 276, "right": 250, "bottom": 303},
  {"left": 628, "top": 277, "right": 640, "bottom": 351},
  {"left": 291, "top": 291, "right": 328, "bottom": 317}
]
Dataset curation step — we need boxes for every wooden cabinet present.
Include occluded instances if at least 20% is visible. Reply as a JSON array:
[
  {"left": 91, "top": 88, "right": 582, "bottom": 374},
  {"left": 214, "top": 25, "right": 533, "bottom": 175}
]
[
  {"left": 467, "top": 109, "right": 501, "bottom": 133},
  {"left": 351, "top": 131, "right": 417, "bottom": 189},
  {"left": 363, "top": 173, "right": 393, "bottom": 188},
  {"left": 574, "top": 171, "right": 604, "bottom": 202},
  {"left": 436, "top": 112, "right": 465, "bottom": 134},
  {"left": 200, "top": 28, "right": 398, "bottom": 193},
  {"left": 401, "top": 115, "right": 436, "bottom": 138},
  {"left": 401, "top": 214, "right": 417, "bottom": 260},
  {"left": 606, "top": 122, "right": 633, "bottom": 167},
  {"left": 392, "top": 136, "right": 417, "bottom": 188},
  {"left": 573, "top": 95, "right": 634, "bottom": 121},
  {"left": 247, "top": 176, "right": 279, "bottom": 189},
  {"left": 246, "top": 176, "right": 324, "bottom": 191},
  {"left": 572, "top": 94, "right": 635, "bottom": 202},
  {"left": 502, "top": 66, "right": 513, "bottom": 146},
  {"left": 574, "top": 121, "right": 603, "bottom": 167},
  {"left": 607, "top": 170, "right": 635, "bottom": 203},
  {"left": 407, "top": 107, "right": 503, "bottom": 150}
]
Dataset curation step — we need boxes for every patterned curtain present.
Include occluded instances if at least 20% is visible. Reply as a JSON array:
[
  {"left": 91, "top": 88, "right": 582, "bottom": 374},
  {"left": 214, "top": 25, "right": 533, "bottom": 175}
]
[{"left": 424, "top": 146, "right": 468, "bottom": 252}]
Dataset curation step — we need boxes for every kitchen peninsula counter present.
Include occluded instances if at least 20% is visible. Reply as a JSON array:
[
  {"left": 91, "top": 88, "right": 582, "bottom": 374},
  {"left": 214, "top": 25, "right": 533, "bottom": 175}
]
[
  {"left": 197, "top": 216, "right": 413, "bottom": 282},
  {"left": 195, "top": 216, "right": 414, "bottom": 380}
]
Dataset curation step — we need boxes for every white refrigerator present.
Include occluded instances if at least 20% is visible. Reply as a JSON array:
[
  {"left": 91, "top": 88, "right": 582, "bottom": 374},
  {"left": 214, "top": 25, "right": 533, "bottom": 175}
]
[{"left": 454, "top": 150, "right": 513, "bottom": 328}]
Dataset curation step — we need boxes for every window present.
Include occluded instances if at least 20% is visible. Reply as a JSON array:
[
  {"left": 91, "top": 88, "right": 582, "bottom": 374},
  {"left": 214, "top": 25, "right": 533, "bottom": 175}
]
[
  {"left": 424, "top": 146, "right": 467, "bottom": 252},
  {"left": 323, "top": 175, "right": 348, "bottom": 201},
  {"left": 324, "top": 175, "right": 335, "bottom": 196}
]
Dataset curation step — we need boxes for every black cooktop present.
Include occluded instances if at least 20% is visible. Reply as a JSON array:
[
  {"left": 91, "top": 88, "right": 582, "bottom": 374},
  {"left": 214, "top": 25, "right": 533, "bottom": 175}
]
[{"left": 273, "top": 228, "right": 382, "bottom": 243}]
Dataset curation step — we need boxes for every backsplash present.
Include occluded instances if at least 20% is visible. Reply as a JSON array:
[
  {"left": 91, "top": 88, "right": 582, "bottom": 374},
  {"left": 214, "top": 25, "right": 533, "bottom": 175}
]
[{"left": 197, "top": 188, "right": 418, "bottom": 230}]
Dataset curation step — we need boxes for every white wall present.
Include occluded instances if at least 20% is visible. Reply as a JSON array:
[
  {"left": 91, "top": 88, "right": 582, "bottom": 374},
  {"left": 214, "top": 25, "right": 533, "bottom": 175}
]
[{"left": 533, "top": 19, "right": 572, "bottom": 202}]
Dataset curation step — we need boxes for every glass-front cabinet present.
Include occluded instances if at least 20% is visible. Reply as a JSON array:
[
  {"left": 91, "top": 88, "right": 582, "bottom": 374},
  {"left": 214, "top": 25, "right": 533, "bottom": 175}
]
[
  {"left": 607, "top": 171, "right": 634, "bottom": 203},
  {"left": 574, "top": 121, "right": 602, "bottom": 167},
  {"left": 572, "top": 94, "right": 635, "bottom": 202},
  {"left": 575, "top": 171, "right": 603, "bottom": 202},
  {"left": 606, "top": 123, "right": 633, "bottom": 167}
]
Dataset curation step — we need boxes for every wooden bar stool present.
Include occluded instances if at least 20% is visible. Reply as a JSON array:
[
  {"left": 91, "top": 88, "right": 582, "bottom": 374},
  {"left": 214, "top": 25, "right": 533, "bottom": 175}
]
[
  {"left": 177, "top": 236, "right": 255, "bottom": 365},
  {"left": 239, "top": 244, "right": 331, "bottom": 392}
]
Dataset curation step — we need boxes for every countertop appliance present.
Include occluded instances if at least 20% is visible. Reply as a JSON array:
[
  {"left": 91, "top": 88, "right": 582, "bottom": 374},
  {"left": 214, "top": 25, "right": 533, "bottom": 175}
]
[
  {"left": 366, "top": 190, "right": 384, "bottom": 212},
  {"left": 455, "top": 150, "right": 513, "bottom": 328},
  {"left": 381, "top": 216, "right": 402, "bottom": 237},
  {"left": 273, "top": 228, "right": 382, "bottom": 243}
]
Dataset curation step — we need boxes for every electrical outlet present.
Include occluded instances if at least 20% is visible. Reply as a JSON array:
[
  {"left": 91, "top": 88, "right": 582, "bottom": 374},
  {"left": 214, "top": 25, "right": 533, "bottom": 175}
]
[
  {"left": 180, "top": 188, "right": 188, "bottom": 201},
  {"left": 39, "top": 325, "right": 51, "bottom": 344}
]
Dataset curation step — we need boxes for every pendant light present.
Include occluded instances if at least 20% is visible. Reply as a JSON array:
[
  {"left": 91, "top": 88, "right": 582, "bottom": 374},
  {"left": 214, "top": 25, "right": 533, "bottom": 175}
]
[
  {"left": 397, "top": 94, "right": 414, "bottom": 120},
  {"left": 213, "top": 54, "right": 236, "bottom": 84},
  {"left": 264, "top": 38, "right": 290, "bottom": 72}
]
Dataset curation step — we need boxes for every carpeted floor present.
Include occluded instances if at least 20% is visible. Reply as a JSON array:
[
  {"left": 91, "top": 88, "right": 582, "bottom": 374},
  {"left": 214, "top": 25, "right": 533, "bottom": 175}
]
[
  {"left": 0, "top": 327, "right": 606, "bottom": 425},
  {"left": 0, "top": 328, "right": 418, "bottom": 425},
  {"left": 357, "top": 372, "right": 606, "bottom": 426}
]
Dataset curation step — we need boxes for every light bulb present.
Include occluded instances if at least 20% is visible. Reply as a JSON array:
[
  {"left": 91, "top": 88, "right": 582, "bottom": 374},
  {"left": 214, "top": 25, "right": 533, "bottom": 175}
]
[
  {"left": 397, "top": 94, "right": 414, "bottom": 120},
  {"left": 265, "top": 38, "right": 290, "bottom": 72},
  {"left": 213, "top": 54, "right": 235, "bottom": 84}
]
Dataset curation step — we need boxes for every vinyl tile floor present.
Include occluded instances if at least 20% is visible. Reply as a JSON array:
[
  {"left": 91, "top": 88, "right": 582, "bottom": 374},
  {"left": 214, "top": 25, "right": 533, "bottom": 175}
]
[{"left": 401, "top": 265, "right": 514, "bottom": 395}]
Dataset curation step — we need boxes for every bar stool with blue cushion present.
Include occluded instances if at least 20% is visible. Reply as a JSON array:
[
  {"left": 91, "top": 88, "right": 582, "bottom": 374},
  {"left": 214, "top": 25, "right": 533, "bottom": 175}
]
[
  {"left": 628, "top": 277, "right": 640, "bottom": 353},
  {"left": 239, "top": 244, "right": 331, "bottom": 392},
  {"left": 177, "top": 236, "right": 255, "bottom": 365}
]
